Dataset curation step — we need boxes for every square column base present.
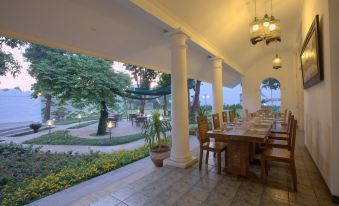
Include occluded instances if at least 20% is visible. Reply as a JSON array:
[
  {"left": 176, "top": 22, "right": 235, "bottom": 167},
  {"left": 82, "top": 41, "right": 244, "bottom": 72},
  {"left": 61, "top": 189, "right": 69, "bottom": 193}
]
[{"left": 164, "top": 156, "right": 197, "bottom": 168}]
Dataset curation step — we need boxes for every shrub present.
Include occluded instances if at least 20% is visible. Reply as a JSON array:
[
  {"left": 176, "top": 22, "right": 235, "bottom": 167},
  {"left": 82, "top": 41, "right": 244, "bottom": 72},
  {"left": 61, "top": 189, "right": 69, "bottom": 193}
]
[{"left": 0, "top": 144, "right": 148, "bottom": 205}]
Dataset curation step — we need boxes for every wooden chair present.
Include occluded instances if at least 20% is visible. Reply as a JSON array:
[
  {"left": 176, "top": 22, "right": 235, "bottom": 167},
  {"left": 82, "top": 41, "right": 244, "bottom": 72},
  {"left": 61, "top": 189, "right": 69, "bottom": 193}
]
[
  {"left": 268, "top": 115, "right": 294, "bottom": 150},
  {"left": 244, "top": 109, "right": 249, "bottom": 118},
  {"left": 197, "top": 116, "right": 227, "bottom": 174},
  {"left": 271, "top": 111, "right": 292, "bottom": 134},
  {"left": 229, "top": 110, "right": 235, "bottom": 123},
  {"left": 222, "top": 111, "right": 228, "bottom": 124},
  {"left": 212, "top": 113, "right": 221, "bottom": 130},
  {"left": 261, "top": 119, "right": 298, "bottom": 191}
]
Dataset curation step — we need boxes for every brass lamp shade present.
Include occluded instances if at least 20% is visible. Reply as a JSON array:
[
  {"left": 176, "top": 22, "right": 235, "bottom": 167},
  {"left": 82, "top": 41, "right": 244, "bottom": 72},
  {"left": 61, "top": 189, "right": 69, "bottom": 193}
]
[
  {"left": 250, "top": 17, "right": 264, "bottom": 45},
  {"left": 266, "top": 16, "right": 281, "bottom": 44},
  {"left": 273, "top": 54, "right": 282, "bottom": 69}
]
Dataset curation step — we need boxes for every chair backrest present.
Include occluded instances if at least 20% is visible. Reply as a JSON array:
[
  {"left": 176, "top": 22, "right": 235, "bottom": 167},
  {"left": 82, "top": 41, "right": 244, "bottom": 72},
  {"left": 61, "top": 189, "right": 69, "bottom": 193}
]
[
  {"left": 222, "top": 111, "right": 228, "bottom": 123},
  {"left": 229, "top": 110, "right": 235, "bottom": 123},
  {"left": 197, "top": 116, "right": 209, "bottom": 144},
  {"left": 212, "top": 113, "right": 220, "bottom": 129},
  {"left": 245, "top": 109, "right": 249, "bottom": 118},
  {"left": 283, "top": 109, "right": 288, "bottom": 122},
  {"left": 287, "top": 115, "right": 294, "bottom": 149},
  {"left": 290, "top": 119, "right": 298, "bottom": 158}
]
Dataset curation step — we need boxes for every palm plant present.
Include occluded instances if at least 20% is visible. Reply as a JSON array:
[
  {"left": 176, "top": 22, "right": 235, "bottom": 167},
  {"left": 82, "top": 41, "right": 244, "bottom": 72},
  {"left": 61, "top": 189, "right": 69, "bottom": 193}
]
[
  {"left": 142, "top": 110, "right": 171, "bottom": 152},
  {"left": 197, "top": 106, "right": 207, "bottom": 117}
]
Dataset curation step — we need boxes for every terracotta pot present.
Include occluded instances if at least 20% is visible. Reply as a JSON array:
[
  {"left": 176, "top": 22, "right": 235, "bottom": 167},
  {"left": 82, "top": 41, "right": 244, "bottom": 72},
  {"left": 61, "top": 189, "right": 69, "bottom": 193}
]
[{"left": 149, "top": 144, "right": 171, "bottom": 167}]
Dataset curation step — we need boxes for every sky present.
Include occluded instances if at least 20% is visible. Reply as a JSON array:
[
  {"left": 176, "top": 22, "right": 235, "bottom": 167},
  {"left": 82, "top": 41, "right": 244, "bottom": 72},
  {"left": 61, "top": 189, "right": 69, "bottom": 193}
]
[{"left": 0, "top": 46, "right": 280, "bottom": 105}]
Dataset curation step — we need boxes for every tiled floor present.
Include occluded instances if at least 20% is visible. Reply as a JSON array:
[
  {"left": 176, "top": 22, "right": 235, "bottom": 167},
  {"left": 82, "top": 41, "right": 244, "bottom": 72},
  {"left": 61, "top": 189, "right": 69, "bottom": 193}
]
[
  {"left": 91, "top": 130, "right": 336, "bottom": 206},
  {"left": 31, "top": 130, "right": 337, "bottom": 206}
]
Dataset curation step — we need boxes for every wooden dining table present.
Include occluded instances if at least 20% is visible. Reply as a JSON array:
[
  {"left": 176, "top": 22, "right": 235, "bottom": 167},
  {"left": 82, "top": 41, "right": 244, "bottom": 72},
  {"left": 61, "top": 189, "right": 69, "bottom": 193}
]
[{"left": 207, "top": 118, "right": 274, "bottom": 177}]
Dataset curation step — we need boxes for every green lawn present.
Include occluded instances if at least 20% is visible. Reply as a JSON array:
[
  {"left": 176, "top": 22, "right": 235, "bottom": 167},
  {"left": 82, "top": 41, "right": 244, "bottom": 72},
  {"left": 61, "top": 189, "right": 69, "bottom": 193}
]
[
  {"left": 67, "top": 120, "right": 97, "bottom": 129},
  {"left": 23, "top": 131, "right": 144, "bottom": 146},
  {"left": 0, "top": 143, "right": 148, "bottom": 205},
  {"left": 54, "top": 116, "right": 99, "bottom": 125}
]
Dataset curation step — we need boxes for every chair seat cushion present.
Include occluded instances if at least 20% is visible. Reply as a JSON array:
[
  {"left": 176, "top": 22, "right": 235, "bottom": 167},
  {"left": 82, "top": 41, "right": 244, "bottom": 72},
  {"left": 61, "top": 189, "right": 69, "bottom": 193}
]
[
  {"left": 263, "top": 148, "right": 291, "bottom": 160},
  {"left": 202, "top": 142, "right": 227, "bottom": 151}
]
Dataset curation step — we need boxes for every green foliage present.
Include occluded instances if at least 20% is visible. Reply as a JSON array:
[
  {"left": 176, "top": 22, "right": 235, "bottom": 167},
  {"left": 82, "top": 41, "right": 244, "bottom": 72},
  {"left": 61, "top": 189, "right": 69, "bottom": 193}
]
[
  {"left": 197, "top": 106, "right": 207, "bottom": 117},
  {"left": 23, "top": 131, "right": 144, "bottom": 146},
  {"left": 0, "top": 37, "right": 26, "bottom": 77},
  {"left": 223, "top": 103, "right": 243, "bottom": 110},
  {"left": 54, "top": 115, "right": 99, "bottom": 125},
  {"left": 157, "top": 73, "right": 171, "bottom": 87},
  {"left": 142, "top": 110, "right": 171, "bottom": 150},
  {"left": 124, "top": 64, "right": 158, "bottom": 89},
  {"left": 67, "top": 121, "right": 97, "bottom": 129},
  {"left": 24, "top": 44, "right": 131, "bottom": 108},
  {"left": 0, "top": 143, "right": 148, "bottom": 205},
  {"left": 261, "top": 78, "right": 280, "bottom": 90}
]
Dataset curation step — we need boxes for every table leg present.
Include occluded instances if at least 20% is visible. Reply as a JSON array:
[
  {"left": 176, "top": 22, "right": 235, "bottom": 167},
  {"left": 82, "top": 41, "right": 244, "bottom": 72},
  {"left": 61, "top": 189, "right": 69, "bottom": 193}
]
[{"left": 227, "top": 141, "right": 250, "bottom": 177}]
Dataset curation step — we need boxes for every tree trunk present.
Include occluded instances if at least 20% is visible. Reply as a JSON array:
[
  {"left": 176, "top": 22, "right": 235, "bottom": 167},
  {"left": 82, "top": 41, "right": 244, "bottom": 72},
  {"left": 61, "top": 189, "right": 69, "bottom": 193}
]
[
  {"left": 139, "top": 99, "right": 145, "bottom": 114},
  {"left": 270, "top": 89, "right": 273, "bottom": 107},
  {"left": 189, "top": 80, "right": 201, "bottom": 123},
  {"left": 163, "top": 95, "right": 168, "bottom": 116},
  {"left": 97, "top": 101, "right": 108, "bottom": 135},
  {"left": 44, "top": 95, "right": 52, "bottom": 122}
]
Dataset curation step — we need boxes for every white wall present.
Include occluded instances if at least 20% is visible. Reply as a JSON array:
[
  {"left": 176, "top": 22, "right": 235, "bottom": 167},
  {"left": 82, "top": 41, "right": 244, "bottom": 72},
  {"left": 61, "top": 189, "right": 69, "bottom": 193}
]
[
  {"left": 302, "top": 0, "right": 339, "bottom": 196},
  {"left": 242, "top": 51, "right": 298, "bottom": 119}
]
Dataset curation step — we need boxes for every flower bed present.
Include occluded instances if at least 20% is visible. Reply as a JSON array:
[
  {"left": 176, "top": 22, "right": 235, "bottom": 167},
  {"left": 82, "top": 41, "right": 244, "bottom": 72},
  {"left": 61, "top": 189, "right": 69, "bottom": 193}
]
[{"left": 0, "top": 144, "right": 148, "bottom": 205}]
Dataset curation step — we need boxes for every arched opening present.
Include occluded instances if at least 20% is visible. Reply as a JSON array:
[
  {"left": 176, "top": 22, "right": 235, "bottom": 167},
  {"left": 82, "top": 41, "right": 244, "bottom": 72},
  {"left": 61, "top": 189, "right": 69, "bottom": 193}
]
[{"left": 260, "top": 77, "right": 281, "bottom": 112}]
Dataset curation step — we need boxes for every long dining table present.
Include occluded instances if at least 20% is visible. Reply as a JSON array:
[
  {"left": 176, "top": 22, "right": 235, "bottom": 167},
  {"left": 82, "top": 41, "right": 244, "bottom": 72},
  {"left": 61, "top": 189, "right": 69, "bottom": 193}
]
[{"left": 207, "top": 117, "right": 274, "bottom": 177}]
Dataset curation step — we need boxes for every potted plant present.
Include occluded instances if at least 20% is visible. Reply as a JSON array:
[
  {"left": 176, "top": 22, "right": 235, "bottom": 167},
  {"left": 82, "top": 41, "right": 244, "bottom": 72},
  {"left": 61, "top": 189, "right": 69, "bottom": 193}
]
[
  {"left": 195, "top": 106, "right": 208, "bottom": 141},
  {"left": 29, "top": 122, "right": 42, "bottom": 133},
  {"left": 142, "top": 110, "right": 171, "bottom": 167}
]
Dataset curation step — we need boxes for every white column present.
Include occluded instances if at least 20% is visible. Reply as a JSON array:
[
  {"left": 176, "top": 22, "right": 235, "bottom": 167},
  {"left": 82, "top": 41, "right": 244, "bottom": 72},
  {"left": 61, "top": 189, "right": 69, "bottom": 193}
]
[
  {"left": 211, "top": 57, "right": 224, "bottom": 117},
  {"left": 164, "top": 29, "right": 197, "bottom": 168}
]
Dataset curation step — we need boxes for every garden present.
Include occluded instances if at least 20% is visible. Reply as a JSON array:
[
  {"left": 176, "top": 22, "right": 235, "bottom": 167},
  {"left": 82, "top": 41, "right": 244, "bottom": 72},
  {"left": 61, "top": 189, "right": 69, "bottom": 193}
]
[{"left": 0, "top": 143, "right": 149, "bottom": 205}]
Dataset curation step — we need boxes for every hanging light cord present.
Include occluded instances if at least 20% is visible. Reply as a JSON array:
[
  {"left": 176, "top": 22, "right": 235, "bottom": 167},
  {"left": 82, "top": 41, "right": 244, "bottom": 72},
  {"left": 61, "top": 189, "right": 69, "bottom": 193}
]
[
  {"left": 271, "top": 0, "right": 273, "bottom": 16},
  {"left": 254, "top": 0, "right": 257, "bottom": 18}
]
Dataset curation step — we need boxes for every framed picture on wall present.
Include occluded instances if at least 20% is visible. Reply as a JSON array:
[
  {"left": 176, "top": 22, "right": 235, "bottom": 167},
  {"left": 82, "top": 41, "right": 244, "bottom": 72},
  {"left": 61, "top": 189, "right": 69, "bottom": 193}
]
[{"left": 300, "top": 15, "right": 323, "bottom": 89}]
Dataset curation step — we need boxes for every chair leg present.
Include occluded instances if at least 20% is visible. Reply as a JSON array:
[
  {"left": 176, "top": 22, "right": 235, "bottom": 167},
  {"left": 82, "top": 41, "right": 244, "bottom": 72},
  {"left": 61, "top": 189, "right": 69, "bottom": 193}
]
[
  {"left": 205, "top": 150, "right": 209, "bottom": 164},
  {"left": 217, "top": 152, "right": 221, "bottom": 175},
  {"left": 199, "top": 148, "right": 203, "bottom": 170},
  {"left": 224, "top": 149, "right": 227, "bottom": 169},
  {"left": 265, "top": 160, "right": 269, "bottom": 176},
  {"left": 290, "top": 160, "right": 298, "bottom": 192},
  {"left": 261, "top": 157, "right": 265, "bottom": 182}
]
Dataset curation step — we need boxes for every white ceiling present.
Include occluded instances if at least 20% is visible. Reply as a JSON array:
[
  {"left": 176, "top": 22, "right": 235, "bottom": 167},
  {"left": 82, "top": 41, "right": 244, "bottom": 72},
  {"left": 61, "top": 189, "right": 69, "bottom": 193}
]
[{"left": 132, "top": 0, "right": 303, "bottom": 71}]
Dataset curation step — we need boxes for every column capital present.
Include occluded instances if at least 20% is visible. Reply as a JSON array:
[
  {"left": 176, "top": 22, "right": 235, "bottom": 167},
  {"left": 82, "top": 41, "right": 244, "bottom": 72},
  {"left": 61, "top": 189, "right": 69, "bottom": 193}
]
[
  {"left": 209, "top": 57, "right": 223, "bottom": 69},
  {"left": 166, "top": 28, "right": 190, "bottom": 47}
]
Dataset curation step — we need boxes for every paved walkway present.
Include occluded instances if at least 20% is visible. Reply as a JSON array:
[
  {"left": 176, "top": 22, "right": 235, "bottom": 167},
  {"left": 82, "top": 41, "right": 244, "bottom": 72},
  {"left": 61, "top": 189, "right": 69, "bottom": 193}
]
[
  {"left": 69, "top": 120, "right": 141, "bottom": 139},
  {"left": 0, "top": 121, "right": 92, "bottom": 144}
]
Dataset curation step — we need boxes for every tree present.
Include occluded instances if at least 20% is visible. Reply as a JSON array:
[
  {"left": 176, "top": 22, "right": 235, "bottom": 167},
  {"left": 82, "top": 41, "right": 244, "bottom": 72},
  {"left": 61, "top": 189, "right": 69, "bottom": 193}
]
[
  {"left": 0, "top": 37, "right": 26, "bottom": 77},
  {"left": 24, "top": 44, "right": 131, "bottom": 135},
  {"left": 189, "top": 80, "right": 201, "bottom": 123},
  {"left": 261, "top": 78, "right": 280, "bottom": 106},
  {"left": 124, "top": 64, "right": 158, "bottom": 114},
  {"left": 157, "top": 73, "right": 171, "bottom": 116}
]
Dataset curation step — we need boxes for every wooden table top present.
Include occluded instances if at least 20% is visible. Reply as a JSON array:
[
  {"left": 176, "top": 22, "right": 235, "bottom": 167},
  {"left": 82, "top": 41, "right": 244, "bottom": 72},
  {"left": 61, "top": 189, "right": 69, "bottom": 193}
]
[{"left": 207, "top": 118, "right": 274, "bottom": 143}]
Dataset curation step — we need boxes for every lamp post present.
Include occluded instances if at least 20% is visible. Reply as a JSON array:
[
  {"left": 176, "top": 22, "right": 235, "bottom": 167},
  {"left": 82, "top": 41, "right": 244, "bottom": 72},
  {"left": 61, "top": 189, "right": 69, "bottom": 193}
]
[
  {"left": 201, "top": 94, "right": 209, "bottom": 105},
  {"left": 107, "top": 121, "right": 113, "bottom": 139},
  {"left": 47, "top": 119, "right": 53, "bottom": 137},
  {"left": 77, "top": 114, "right": 82, "bottom": 127}
]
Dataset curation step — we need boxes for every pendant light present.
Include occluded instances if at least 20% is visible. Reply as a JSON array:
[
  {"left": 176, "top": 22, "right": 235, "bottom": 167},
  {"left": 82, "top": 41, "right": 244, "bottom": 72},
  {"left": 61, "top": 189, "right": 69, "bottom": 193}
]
[
  {"left": 272, "top": 44, "right": 282, "bottom": 69},
  {"left": 266, "top": 0, "right": 281, "bottom": 44},
  {"left": 273, "top": 54, "right": 282, "bottom": 69},
  {"left": 249, "top": 0, "right": 281, "bottom": 45},
  {"left": 249, "top": 0, "right": 263, "bottom": 45}
]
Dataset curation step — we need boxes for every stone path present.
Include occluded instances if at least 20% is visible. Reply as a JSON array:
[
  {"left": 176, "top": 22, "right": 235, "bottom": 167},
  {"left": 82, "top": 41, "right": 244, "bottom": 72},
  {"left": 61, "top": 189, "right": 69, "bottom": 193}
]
[
  {"left": 0, "top": 119, "right": 149, "bottom": 154},
  {"left": 69, "top": 120, "right": 142, "bottom": 139}
]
